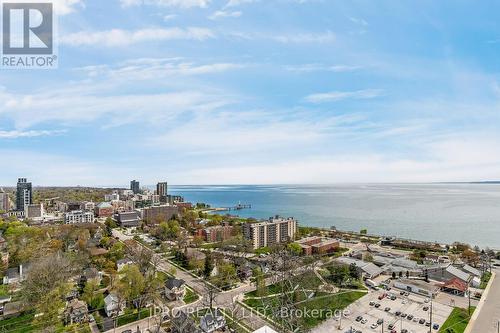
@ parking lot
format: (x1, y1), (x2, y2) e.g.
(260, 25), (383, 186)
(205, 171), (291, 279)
(332, 288), (453, 333)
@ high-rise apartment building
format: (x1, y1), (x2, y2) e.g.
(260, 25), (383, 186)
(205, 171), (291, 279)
(243, 216), (297, 249)
(156, 182), (168, 203)
(0, 188), (10, 212)
(16, 178), (32, 212)
(130, 180), (140, 194)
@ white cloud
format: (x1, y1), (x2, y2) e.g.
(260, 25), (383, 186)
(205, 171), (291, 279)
(224, 0), (257, 8)
(285, 64), (361, 73)
(163, 14), (177, 21)
(208, 10), (242, 20)
(60, 27), (215, 47)
(273, 31), (335, 43)
(0, 129), (66, 139)
(304, 89), (383, 103)
(76, 58), (246, 80)
(348, 16), (368, 26)
(54, 0), (85, 15)
(0, 87), (230, 129)
(120, 0), (210, 9)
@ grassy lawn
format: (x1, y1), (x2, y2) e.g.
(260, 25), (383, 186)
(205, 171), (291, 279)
(116, 308), (151, 327)
(0, 312), (36, 333)
(246, 271), (323, 298)
(480, 272), (492, 289)
(244, 289), (366, 330)
(439, 307), (475, 333)
(183, 288), (199, 304)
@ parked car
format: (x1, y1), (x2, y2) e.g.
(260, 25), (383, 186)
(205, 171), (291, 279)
(424, 298), (430, 303)
(423, 306), (429, 311)
(388, 324), (395, 330)
(401, 313), (407, 318)
(361, 318), (368, 324)
(426, 322), (431, 327)
(407, 315), (414, 320)
(391, 295), (397, 300)
(384, 307), (391, 312)
(395, 311), (402, 316)
(369, 301), (375, 306)
(356, 316), (363, 322)
(371, 324), (378, 329)
(379, 294), (386, 300)
(377, 319), (384, 325)
(401, 329), (408, 333)
(433, 324), (440, 330)
(375, 303), (381, 308)
(419, 319), (426, 324)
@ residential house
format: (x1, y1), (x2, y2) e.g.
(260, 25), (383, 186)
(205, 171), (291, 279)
(104, 293), (125, 317)
(65, 299), (89, 324)
(200, 308), (226, 333)
(117, 258), (134, 272)
(3, 264), (30, 285)
(165, 278), (186, 301)
(171, 311), (201, 333)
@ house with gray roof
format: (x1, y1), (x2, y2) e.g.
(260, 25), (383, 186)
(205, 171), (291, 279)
(200, 308), (226, 333)
(335, 257), (383, 279)
(165, 278), (186, 301)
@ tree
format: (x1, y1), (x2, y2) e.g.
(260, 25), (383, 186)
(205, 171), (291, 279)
(204, 253), (214, 278)
(287, 242), (303, 256)
(21, 252), (80, 306)
(119, 264), (145, 300)
(360, 229), (368, 235)
(82, 278), (103, 310)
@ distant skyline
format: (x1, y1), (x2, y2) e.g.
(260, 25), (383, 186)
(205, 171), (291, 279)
(1, 0), (500, 186)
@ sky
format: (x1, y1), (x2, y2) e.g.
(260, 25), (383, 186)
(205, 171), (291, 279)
(1, 0), (500, 186)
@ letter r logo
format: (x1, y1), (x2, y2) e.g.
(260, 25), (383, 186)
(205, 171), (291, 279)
(2, 2), (53, 55)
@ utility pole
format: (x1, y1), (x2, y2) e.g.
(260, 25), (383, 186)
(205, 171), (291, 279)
(468, 287), (471, 316)
(429, 297), (433, 333)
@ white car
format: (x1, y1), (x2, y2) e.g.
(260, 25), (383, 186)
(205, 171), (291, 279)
(371, 323), (379, 329)
(361, 318), (368, 324)
(424, 298), (430, 303)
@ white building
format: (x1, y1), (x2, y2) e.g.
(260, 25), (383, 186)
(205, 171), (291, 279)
(104, 192), (120, 202)
(64, 210), (95, 224)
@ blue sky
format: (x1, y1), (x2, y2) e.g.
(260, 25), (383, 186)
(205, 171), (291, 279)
(1, 0), (500, 186)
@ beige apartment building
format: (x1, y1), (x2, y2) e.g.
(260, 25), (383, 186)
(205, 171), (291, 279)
(243, 216), (297, 249)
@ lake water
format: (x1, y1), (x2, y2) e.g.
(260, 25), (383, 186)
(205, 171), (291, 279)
(168, 184), (500, 249)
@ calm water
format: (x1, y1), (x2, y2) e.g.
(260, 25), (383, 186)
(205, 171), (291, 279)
(168, 184), (500, 249)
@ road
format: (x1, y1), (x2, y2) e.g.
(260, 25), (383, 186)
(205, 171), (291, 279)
(469, 267), (500, 333)
(112, 229), (272, 332)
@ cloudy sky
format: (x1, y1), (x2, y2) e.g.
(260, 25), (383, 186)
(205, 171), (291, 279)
(1, 0), (500, 186)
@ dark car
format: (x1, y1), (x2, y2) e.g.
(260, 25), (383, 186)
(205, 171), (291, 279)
(401, 329), (408, 333)
(369, 301), (376, 306)
(433, 324), (440, 330)
(407, 315), (414, 320)
(419, 319), (426, 324)
(384, 307), (391, 312)
(400, 291), (405, 295)
(377, 319), (384, 325)
(356, 316), (363, 322)
(423, 306), (429, 311)
(404, 292), (410, 296)
(391, 295), (397, 300)
(395, 311), (401, 316)
(401, 313), (407, 318)
(375, 303), (381, 308)
(388, 324), (395, 330)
